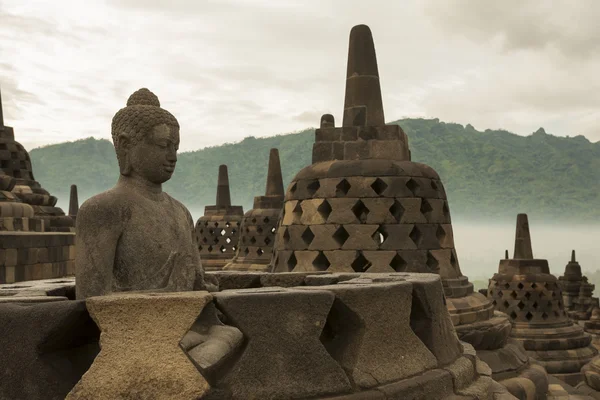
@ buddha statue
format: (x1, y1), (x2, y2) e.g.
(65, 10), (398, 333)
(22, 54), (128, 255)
(75, 88), (205, 299)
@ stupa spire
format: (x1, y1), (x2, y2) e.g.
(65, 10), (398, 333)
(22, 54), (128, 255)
(0, 84), (4, 128)
(265, 148), (284, 197)
(342, 24), (384, 127)
(572, 249), (576, 262)
(505, 250), (509, 259)
(216, 165), (232, 208)
(513, 213), (533, 259)
(69, 184), (79, 217)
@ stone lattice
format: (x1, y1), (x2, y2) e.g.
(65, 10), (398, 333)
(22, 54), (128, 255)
(224, 149), (284, 272)
(0, 88), (75, 283)
(488, 214), (598, 386)
(558, 250), (598, 321)
(269, 24), (546, 399)
(195, 165), (243, 271)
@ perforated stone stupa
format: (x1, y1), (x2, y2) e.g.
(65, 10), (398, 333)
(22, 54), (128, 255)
(488, 214), (598, 386)
(0, 87), (75, 283)
(195, 165), (244, 271)
(224, 149), (284, 272)
(558, 250), (598, 321)
(269, 25), (547, 399)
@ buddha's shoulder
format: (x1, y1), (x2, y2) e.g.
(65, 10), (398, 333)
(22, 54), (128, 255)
(78, 187), (133, 219)
(163, 192), (193, 218)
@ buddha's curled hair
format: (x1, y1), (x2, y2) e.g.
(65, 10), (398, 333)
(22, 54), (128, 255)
(111, 88), (179, 149)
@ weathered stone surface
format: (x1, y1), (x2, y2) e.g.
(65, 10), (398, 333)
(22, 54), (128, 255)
(67, 292), (212, 400)
(76, 88), (205, 298)
(212, 287), (352, 399)
(0, 300), (99, 400)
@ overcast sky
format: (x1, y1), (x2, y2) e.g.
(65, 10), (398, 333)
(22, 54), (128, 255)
(1, 0), (599, 151)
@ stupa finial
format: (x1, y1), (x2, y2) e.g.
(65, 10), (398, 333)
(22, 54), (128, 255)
(265, 149), (284, 197)
(571, 249), (576, 263)
(342, 24), (384, 127)
(0, 84), (4, 128)
(216, 165), (232, 208)
(69, 184), (79, 217)
(513, 213), (534, 259)
(505, 249), (509, 259)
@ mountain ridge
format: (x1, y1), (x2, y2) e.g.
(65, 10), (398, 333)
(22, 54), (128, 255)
(28, 118), (600, 220)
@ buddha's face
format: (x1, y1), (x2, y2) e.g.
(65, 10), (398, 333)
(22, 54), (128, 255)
(127, 123), (180, 184)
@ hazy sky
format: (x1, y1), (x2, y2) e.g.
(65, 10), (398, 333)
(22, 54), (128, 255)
(1, 0), (599, 151)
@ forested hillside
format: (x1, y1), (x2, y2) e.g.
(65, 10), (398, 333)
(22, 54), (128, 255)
(29, 118), (600, 220)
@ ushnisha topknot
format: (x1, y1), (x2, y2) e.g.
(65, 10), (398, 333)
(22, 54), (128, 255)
(111, 88), (179, 149)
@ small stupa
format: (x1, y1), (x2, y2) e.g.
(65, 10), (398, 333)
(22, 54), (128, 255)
(558, 250), (597, 321)
(488, 214), (598, 386)
(0, 86), (75, 283)
(269, 25), (547, 398)
(224, 149), (284, 272)
(195, 165), (244, 271)
(0, 89), (74, 233)
(68, 184), (79, 223)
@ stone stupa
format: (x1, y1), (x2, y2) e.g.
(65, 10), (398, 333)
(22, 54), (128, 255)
(0, 86), (75, 283)
(558, 250), (598, 321)
(269, 24), (547, 399)
(488, 214), (598, 386)
(195, 165), (244, 271)
(224, 148), (284, 272)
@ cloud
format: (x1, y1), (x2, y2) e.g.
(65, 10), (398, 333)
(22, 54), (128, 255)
(1, 0), (599, 155)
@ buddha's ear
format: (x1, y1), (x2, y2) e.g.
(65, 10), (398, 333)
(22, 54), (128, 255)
(117, 134), (132, 176)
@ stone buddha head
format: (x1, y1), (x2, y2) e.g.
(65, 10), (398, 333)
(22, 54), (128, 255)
(111, 88), (180, 185)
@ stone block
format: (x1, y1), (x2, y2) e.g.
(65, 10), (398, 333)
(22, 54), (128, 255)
(213, 287), (352, 399)
(67, 292), (212, 400)
(313, 142), (334, 163)
(315, 128), (341, 142)
(344, 141), (370, 160)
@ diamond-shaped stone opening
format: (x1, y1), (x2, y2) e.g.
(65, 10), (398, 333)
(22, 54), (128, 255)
(207, 245), (213, 252)
(389, 200), (405, 222)
(209, 229), (214, 235)
(426, 251), (439, 273)
(436, 225), (446, 244)
(370, 178), (388, 196)
(289, 182), (298, 194)
(198, 229), (204, 234)
(544, 282), (549, 289)
(510, 291), (518, 299)
(431, 180), (438, 190)
(226, 237), (232, 244)
(557, 301), (562, 307)
(532, 301), (538, 309)
(351, 253), (371, 272)
(204, 221), (209, 227)
(554, 311), (559, 317)
(271, 227), (276, 234)
(517, 282), (524, 290)
(252, 218), (257, 224)
(283, 228), (291, 243)
(552, 292), (556, 298)
(503, 300), (510, 309)
(220, 229), (227, 236)
(301, 227), (315, 246)
(244, 247), (250, 255)
(264, 237), (271, 245)
(232, 228), (237, 234)
(249, 236), (257, 244)
(332, 226), (350, 247)
(541, 312), (548, 320)
(257, 226), (263, 234)
(306, 179), (321, 196)
(531, 283), (537, 289)
(525, 292), (532, 300)
(287, 253), (297, 270)
(406, 178), (419, 194)
(497, 290), (503, 297)
(293, 202), (303, 218)
(525, 312), (533, 321)
(510, 311), (517, 320)
(442, 201), (450, 217)
(263, 217), (270, 223)
(351, 200), (370, 223)
(518, 301), (525, 310)
(450, 250), (458, 268)
(313, 252), (331, 271)
(409, 226), (422, 246)
(257, 248), (264, 256)
(202, 237), (208, 244)
(226, 222), (231, 228)
(220, 245), (227, 253)
(503, 282), (510, 289)
(198, 245), (203, 251)
(336, 179), (351, 196)
(547, 301), (552, 307)
(390, 254), (406, 272)
(317, 200), (332, 220)
(539, 291), (545, 298)
(213, 237), (220, 245)
(245, 227), (250, 233)
(214, 222), (219, 227)
(420, 199), (433, 216)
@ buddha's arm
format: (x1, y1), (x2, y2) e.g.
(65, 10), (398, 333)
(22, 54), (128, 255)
(75, 197), (124, 299)
(187, 209), (207, 290)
